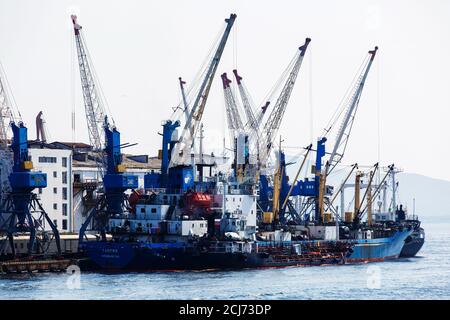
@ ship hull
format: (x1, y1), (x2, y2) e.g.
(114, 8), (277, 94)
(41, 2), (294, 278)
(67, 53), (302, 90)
(79, 241), (347, 271)
(400, 227), (425, 257)
(345, 229), (413, 262)
(79, 229), (412, 271)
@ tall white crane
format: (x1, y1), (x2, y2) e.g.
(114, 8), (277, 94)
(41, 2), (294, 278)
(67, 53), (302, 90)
(169, 14), (237, 167)
(0, 65), (17, 149)
(257, 38), (311, 172)
(71, 15), (111, 178)
(71, 16), (108, 152)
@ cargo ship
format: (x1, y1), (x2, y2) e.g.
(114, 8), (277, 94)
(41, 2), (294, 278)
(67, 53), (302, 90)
(74, 14), (412, 271)
(80, 176), (354, 271)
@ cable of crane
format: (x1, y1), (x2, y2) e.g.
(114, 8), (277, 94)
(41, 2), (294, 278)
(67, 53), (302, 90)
(321, 54), (370, 138)
(79, 32), (115, 127)
(0, 60), (21, 122)
(259, 51), (298, 111)
(169, 25), (226, 123)
(70, 27), (76, 143)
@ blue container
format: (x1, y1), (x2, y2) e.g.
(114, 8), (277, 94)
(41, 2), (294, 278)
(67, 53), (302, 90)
(104, 173), (138, 190)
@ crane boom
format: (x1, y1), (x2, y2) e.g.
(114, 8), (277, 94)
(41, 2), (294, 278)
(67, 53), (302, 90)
(258, 38), (311, 169)
(170, 14), (236, 167)
(256, 101), (270, 124)
(0, 67), (16, 149)
(326, 47), (378, 174)
(221, 72), (244, 133)
(0, 76), (11, 149)
(232, 69), (257, 132)
(179, 77), (190, 123)
(317, 46), (378, 222)
(71, 15), (107, 155)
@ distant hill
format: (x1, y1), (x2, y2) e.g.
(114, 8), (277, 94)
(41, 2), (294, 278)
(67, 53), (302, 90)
(396, 173), (450, 222)
(283, 159), (450, 223)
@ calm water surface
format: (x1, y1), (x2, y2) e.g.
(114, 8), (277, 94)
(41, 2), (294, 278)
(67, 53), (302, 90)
(1, 221), (449, 300)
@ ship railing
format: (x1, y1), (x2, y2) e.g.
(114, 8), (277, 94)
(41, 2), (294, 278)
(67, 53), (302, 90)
(207, 242), (257, 254)
(405, 214), (419, 221)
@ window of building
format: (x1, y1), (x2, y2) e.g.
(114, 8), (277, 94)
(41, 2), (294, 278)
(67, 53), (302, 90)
(140, 208), (145, 213)
(62, 219), (68, 230)
(62, 187), (67, 200)
(53, 219), (58, 227)
(62, 171), (68, 184)
(151, 208), (157, 213)
(38, 188), (42, 194)
(74, 174), (81, 183)
(53, 187), (57, 194)
(38, 156), (57, 163)
(53, 203), (57, 210)
(62, 157), (67, 168)
(53, 171), (57, 178)
(62, 203), (68, 216)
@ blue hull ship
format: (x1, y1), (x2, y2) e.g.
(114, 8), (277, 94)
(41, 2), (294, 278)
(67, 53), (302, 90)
(345, 229), (412, 262)
(80, 240), (353, 271)
(80, 228), (411, 271)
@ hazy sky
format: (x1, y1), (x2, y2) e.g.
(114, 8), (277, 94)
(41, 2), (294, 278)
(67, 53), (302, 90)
(1, 0), (449, 180)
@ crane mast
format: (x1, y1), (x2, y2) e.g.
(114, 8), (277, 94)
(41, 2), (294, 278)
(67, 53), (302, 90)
(232, 69), (258, 132)
(71, 16), (138, 243)
(327, 47), (378, 172)
(71, 15), (107, 158)
(317, 46), (378, 222)
(232, 69), (268, 159)
(169, 14), (236, 167)
(0, 69), (15, 149)
(0, 64), (61, 256)
(257, 38), (311, 171)
(256, 101), (270, 125)
(221, 72), (244, 135)
(178, 77), (191, 123)
(0, 67), (15, 205)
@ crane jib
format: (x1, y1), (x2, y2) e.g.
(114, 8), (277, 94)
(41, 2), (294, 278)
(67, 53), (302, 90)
(257, 37), (311, 169)
(169, 14), (237, 167)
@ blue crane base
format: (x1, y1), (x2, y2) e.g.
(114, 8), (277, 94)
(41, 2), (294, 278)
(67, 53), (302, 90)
(0, 192), (61, 257)
(78, 191), (132, 244)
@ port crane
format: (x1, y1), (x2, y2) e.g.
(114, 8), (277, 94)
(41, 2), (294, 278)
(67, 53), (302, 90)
(254, 39), (311, 214)
(257, 38), (311, 173)
(168, 14), (237, 169)
(145, 14), (236, 190)
(232, 70), (269, 142)
(0, 63), (61, 257)
(221, 72), (252, 181)
(316, 47), (378, 223)
(71, 15), (138, 243)
(231, 69), (270, 171)
(220, 39), (311, 209)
